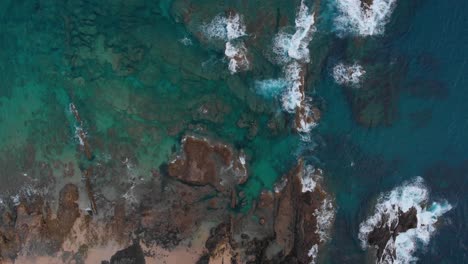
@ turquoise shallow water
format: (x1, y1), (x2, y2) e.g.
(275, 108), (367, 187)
(0, 0), (466, 263)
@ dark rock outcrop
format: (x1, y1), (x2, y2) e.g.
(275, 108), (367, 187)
(168, 136), (247, 190)
(109, 242), (145, 264)
(196, 161), (335, 264)
(367, 207), (418, 261)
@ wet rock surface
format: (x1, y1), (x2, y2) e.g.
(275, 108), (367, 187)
(0, 151), (334, 263)
(366, 207), (418, 261)
(192, 161), (335, 264)
(168, 136), (247, 190)
(0, 1), (336, 262)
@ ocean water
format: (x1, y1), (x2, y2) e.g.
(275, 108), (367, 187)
(0, 0), (466, 263)
(317, 0), (468, 262)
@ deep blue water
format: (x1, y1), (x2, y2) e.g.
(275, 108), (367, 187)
(318, 0), (468, 262)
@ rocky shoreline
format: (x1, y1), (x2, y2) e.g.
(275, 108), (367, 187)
(0, 136), (334, 264)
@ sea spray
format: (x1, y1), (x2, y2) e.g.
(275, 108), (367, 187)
(334, 0), (397, 36)
(301, 165), (336, 264)
(359, 177), (452, 264)
(281, 62), (305, 113)
(332, 62), (366, 86)
(265, 1), (319, 136)
(273, 0), (316, 64)
(202, 13), (249, 74)
(255, 79), (289, 98)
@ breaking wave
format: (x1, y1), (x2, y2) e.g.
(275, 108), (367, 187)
(301, 165), (336, 264)
(281, 62), (305, 113)
(273, 0), (316, 64)
(225, 41), (250, 74)
(201, 13), (246, 41)
(332, 62), (366, 86)
(359, 177), (452, 264)
(334, 0), (397, 36)
(301, 165), (318, 193)
(202, 13), (249, 74)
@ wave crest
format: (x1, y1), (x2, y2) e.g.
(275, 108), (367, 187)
(332, 63), (366, 87)
(273, 0), (316, 64)
(334, 0), (397, 36)
(201, 13), (246, 41)
(202, 13), (249, 74)
(359, 177), (452, 263)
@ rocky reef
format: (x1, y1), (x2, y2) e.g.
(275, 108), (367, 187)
(365, 207), (418, 262)
(192, 159), (335, 264)
(358, 177), (452, 264)
(0, 135), (334, 264)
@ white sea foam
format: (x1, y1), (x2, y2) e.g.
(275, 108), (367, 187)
(297, 104), (318, 135)
(202, 13), (249, 74)
(269, 1), (319, 137)
(334, 0), (397, 36)
(301, 165), (335, 264)
(281, 62), (304, 113)
(202, 13), (246, 41)
(359, 177), (452, 264)
(11, 194), (20, 206)
(301, 165), (336, 243)
(314, 197), (336, 242)
(308, 244), (319, 264)
(226, 13), (247, 40)
(225, 41), (249, 74)
(274, 178), (288, 193)
(301, 165), (317, 193)
(273, 0), (316, 64)
(179, 36), (193, 46)
(239, 154), (246, 166)
(5, 185), (45, 207)
(332, 63), (366, 86)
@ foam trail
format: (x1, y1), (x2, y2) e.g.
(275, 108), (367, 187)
(225, 41), (249, 74)
(254, 79), (288, 98)
(257, 1), (317, 137)
(359, 177), (452, 264)
(300, 165), (336, 264)
(301, 165), (318, 193)
(281, 62), (304, 113)
(202, 13), (249, 74)
(201, 14), (246, 41)
(334, 0), (397, 36)
(273, 0), (316, 64)
(308, 244), (318, 264)
(332, 63), (366, 86)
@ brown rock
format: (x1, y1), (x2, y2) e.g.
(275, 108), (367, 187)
(168, 136), (247, 190)
(274, 163), (302, 256)
(271, 161), (334, 263)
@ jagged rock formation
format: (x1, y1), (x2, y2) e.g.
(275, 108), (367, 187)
(168, 136), (247, 190)
(194, 161), (335, 264)
(0, 136), (334, 264)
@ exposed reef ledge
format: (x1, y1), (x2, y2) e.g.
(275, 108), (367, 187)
(359, 177), (452, 264)
(197, 160), (336, 264)
(0, 136), (334, 264)
(168, 135), (248, 191)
